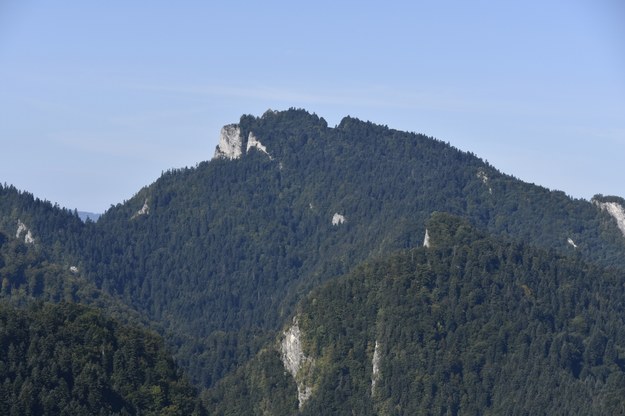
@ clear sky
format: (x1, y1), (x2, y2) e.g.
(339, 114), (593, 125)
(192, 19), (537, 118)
(1, 1), (624, 213)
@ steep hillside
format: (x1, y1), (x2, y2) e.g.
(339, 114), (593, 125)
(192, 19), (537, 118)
(208, 213), (625, 415)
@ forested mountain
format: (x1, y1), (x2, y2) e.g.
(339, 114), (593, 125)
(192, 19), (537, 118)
(1, 108), (625, 413)
(207, 213), (625, 415)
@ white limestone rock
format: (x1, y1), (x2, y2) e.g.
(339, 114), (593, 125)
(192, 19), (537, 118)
(594, 200), (625, 238)
(246, 132), (272, 158)
(477, 168), (493, 194)
(371, 341), (381, 396)
(423, 228), (431, 248)
(214, 124), (243, 160)
(567, 238), (578, 248)
(16, 220), (34, 244)
(280, 318), (315, 408)
(16, 220), (27, 239)
(332, 213), (346, 226)
(70, 266), (79, 274)
(132, 199), (150, 219)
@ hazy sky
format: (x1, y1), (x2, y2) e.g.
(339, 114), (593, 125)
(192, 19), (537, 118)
(1, 1), (624, 213)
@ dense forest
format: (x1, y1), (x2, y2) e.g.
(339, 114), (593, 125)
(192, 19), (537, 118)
(208, 213), (625, 415)
(0, 301), (206, 415)
(1, 109), (625, 413)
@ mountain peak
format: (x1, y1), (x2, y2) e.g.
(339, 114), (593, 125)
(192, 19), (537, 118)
(212, 108), (326, 161)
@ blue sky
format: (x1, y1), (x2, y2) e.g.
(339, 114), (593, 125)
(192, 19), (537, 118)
(1, 1), (624, 213)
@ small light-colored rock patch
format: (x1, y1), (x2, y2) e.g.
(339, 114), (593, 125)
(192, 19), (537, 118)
(16, 220), (34, 244)
(567, 238), (578, 248)
(423, 228), (431, 248)
(477, 168), (493, 194)
(70, 266), (79, 274)
(332, 213), (346, 226)
(280, 318), (315, 408)
(16, 220), (27, 239)
(371, 341), (381, 396)
(594, 200), (625, 238)
(213, 124), (243, 160)
(132, 199), (149, 219)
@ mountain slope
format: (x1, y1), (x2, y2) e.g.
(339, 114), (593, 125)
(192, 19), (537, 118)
(208, 213), (625, 415)
(77, 109), (625, 387)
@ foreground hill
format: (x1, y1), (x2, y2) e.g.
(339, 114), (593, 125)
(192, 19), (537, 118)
(0, 301), (205, 415)
(208, 213), (625, 415)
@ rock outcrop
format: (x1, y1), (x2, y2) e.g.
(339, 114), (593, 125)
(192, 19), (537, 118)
(280, 318), (315, 408)
(594, 200), (625, 238)
(371, 340), (381, 395)
(214, 124), (244, 160)
(16, 219), (34, 244)
(332, 213), (346, 226)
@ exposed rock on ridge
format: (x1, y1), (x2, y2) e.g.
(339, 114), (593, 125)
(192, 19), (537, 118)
(213, 124), (271, 160)
(594, 200), (625, 238)
(477, 168), (493, 194)
(246, 132), (271, 158)
(214, 124), (243, 160)
(131, 199), (150, 219)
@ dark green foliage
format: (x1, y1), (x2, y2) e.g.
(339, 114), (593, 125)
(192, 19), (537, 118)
(214, 213), (625, 414)
(0, 301), (206, 415)
(203, 348), (298, 415)
(0, 229), (145, 326)
(311, 213), (625, 415)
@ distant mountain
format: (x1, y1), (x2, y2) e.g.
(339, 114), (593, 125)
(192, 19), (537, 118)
(78, 211), (101, 222)
(1, 108), (625, 413)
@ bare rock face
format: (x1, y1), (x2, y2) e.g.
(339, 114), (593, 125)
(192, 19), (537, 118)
(280, 318), (315, 408)
(594, 200), (625, 238)
(214, 124), (243, 160)
(131, 199), (150, 219)
(423, 228), (431, 248)
(246, 132), (271, 158)
(477, 168), (493, 194)
(332, 213), (346, 226)
(16, 219), (34, 244)
(371, 340), (381, 395)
